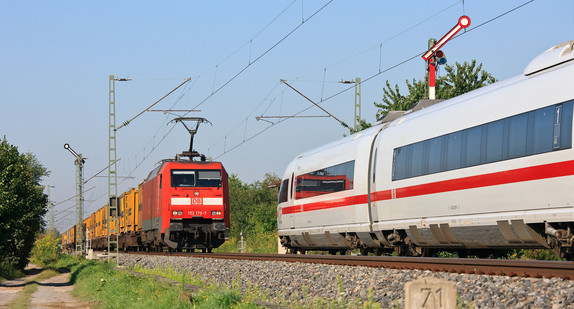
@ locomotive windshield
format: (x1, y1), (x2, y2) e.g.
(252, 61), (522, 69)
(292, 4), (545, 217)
(171, 170), (196, 187)
(197, 170), (222, 187)
(171, 170), (222, 188)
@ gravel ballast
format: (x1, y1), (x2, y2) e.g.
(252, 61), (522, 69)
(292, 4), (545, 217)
(119, 254), (574, 308)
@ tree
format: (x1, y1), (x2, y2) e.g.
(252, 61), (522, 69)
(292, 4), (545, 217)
(0, 138), (49, 270)
(374, 60), (496, 118)
(228, 173), (279, 238)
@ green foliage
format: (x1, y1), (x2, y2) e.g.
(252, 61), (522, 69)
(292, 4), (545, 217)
(228, 173), (279, 239)
(71, 257), (259, 309)
(30, 233), (61, 267)
(375, 60), (496, 118)
(511, 249), (564, 261)
(0, 137), (50, 270)
(435, 251), (459, 258)
(0, 261), (24, 281)
(376, 79), (427, 119)
(438, 60), (496, 99)
(216, 231), (278, 253)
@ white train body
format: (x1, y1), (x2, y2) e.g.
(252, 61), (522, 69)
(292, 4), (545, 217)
(277, 41), (574, 258)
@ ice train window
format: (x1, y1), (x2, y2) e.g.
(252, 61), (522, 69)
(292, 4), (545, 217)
(409, 142), (425, 177)
(427, 136), (443, 174)
(532, 106), (554, 154)
(486, 120), (504, 163)
(508, 113), (528, 159)
(465, 126), (482, 166)
(295, 161), (354, 199)
(561, 102), (573, 149)
(391, 100), (574, 181)
(446, 131), (462, 171)
(278, 179), (289, 203)
(392, 147), (407, 180)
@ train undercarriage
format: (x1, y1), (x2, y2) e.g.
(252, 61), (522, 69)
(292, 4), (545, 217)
(280, 221), (574, 260)
(64, 223), (228, 254)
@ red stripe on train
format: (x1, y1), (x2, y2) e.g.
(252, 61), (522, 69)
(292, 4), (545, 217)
(281, 160), (574, 215)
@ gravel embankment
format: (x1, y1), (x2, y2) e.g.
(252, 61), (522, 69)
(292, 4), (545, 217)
(119, 254), (574, 308)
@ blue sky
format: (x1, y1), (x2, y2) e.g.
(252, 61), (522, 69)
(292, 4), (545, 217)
(1, 1), (572, 232)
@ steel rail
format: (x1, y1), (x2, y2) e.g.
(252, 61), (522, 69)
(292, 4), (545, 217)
(123, 252), (574, 280)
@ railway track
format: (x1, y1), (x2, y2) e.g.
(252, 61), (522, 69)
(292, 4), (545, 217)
(123, 251), (574, 280)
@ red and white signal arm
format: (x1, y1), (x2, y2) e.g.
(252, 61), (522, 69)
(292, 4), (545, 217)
(422, 16), (471, 61)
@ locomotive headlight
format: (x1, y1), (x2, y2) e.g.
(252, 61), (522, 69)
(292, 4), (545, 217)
(194, 191), (199, 196)
(178, 211), (182, 216)
(172, 211), (177, 216)
(211, 211), (221, 216)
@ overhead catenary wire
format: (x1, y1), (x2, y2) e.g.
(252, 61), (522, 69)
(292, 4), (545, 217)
(207, 0), (466, 154)
(211, 0), (535, 159)
(63, 0), (535, 229)
(188, 0), (334, 112)
(116, 78), (191, 131)
(281, 79), (351, 131)
(89, 1), (330, 205)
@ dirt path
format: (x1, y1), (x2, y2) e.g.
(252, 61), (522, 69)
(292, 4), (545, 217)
(0, 264), (90, 309)
(0, 264), (43, 308)
(29, 271), (90, 309)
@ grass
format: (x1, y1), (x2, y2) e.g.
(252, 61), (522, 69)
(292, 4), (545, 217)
(6, 268), (62, 309)
(18, 253), (478, 309)
(215, 231), (278, 254)
(69, 258), (261, 309)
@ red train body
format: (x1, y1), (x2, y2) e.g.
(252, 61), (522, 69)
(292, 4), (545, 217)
(140, 160), (230, 251)
(62, 159), (230, 253)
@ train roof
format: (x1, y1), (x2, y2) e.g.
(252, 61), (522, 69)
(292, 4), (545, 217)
(284, 40), (574, 176)
(144, 159), (224, 182)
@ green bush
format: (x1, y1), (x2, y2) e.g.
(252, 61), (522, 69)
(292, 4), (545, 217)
(514, 249), (564, 261)
(0, 258), (24, 281)
(30, 234), (61, 267)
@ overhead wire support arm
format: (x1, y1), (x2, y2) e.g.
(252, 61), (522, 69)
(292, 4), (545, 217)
(116, 78), (192, 131)
(280, 79), (352, 132)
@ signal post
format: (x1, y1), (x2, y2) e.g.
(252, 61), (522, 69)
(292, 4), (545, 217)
(423, 16), (471, 99)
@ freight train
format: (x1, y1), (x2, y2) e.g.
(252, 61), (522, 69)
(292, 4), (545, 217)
(277, 41), (574, 259)
(62, 118), (230, 253)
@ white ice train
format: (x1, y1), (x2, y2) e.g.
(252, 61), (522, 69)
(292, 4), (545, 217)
(277, 41), (574, 259)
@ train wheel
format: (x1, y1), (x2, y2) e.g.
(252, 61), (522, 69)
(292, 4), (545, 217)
(207, 248), (213, 253)
(201, 248), (207, 253)
(328, 249), (338, 255)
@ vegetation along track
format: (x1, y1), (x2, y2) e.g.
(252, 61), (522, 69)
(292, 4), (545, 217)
(123, 251), (574, 280)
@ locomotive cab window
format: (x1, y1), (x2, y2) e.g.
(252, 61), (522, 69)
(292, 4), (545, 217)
(171, 170), (196, 187)
(196, 170), (222, 187)
(171, 170), (222, 187)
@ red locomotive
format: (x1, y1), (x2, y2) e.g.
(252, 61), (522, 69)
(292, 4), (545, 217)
(140, 159), (230, 252)
(62, 117), (230, 253)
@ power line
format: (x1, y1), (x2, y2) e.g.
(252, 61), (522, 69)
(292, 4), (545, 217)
(281, 79), (351, 131)
(96, 1), (325, 197)
(116, 78), (191, 131)
(211, 0), (535, 159)
(189, 0), (334, 112)
(294, 1), (462, 80)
